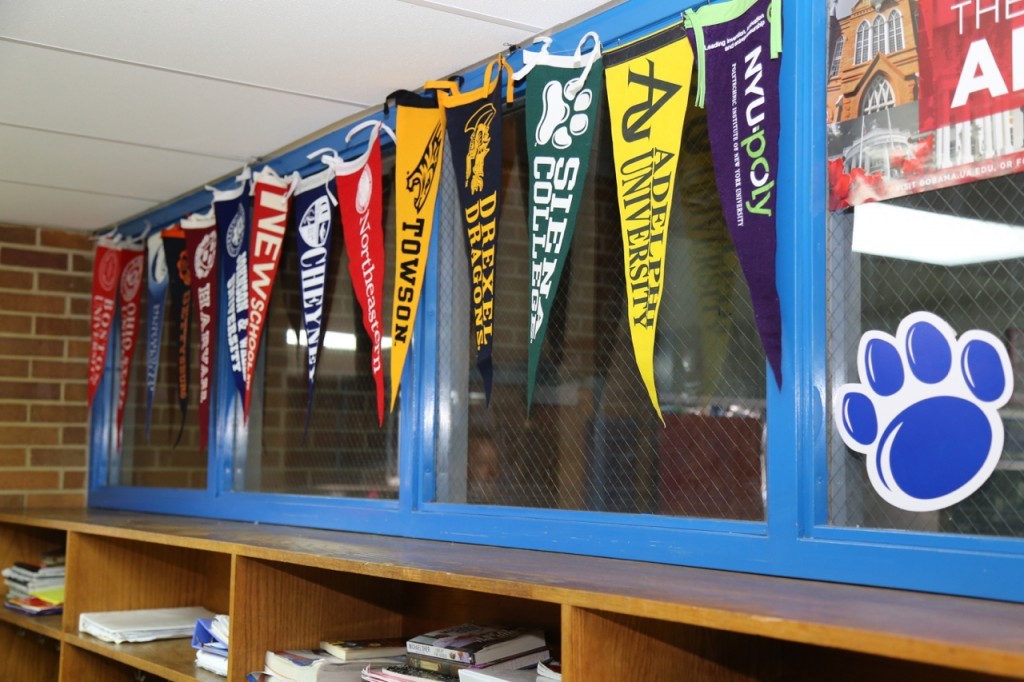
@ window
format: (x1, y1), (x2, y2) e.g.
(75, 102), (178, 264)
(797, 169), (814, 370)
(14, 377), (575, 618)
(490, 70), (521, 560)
(861, 75), (895, 115)
(887, 10), (904, 52)
(830, 36), (845, 79)
(855, 21), (870, 64)
(871, 15), (886, 57)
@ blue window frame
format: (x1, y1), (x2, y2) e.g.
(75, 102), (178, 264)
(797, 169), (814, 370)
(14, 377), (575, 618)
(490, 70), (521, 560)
(88, 0), (1024, 604)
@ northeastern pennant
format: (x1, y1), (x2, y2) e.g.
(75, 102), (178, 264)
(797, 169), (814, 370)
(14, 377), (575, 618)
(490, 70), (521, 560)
(144, 230), (169, 441)
(114, 244), (145, 450)
(87, 239), (125, 408)
(605, 24), (693, 423)
(515, 33), (604, 414)
(182, 211), (219, 451)
(292, 168), (337, 430)
(685, 0), (783, 387)
(162, 225), (192, 446)
(327, 121), (392, 426)
(438, 58), (514, 405)
(389, 88), (448, 411)
(212, 173), (250, 406)
(245, 167), (297, 419)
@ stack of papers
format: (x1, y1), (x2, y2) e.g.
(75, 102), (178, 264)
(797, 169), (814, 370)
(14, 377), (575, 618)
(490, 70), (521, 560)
(79, 606), (215, 644)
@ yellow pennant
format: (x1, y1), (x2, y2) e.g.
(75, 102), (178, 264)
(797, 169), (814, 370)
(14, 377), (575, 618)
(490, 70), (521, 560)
(390, 90), (449, 411)
(605, 24), (693, 423)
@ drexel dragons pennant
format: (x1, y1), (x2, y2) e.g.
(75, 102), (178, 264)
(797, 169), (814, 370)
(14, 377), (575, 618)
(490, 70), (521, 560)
(162, 225), (191, 446)
(182, 210), (218, 452)
(88, 238), (126, 409)
(144, 230), (168, 441)
(685, 0), (783, 387)
(212, 171), (250, 407)
(515, 33), (603, 414)
(438, 58), (514, 404)
(115, 243), (144, 450)
(605, 24), (693, 423)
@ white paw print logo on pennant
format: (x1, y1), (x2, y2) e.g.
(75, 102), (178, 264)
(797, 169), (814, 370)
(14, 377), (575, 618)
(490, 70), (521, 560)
(537, 79), (592, 150)
(835, 312), (1013, 512)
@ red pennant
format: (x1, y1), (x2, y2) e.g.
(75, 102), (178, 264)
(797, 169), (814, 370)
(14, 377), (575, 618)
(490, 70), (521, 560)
(88, 240), (127, 408)
(114, 245), (145, 449)
(244, 168), (295, 419)
(182, 212), (219, 451)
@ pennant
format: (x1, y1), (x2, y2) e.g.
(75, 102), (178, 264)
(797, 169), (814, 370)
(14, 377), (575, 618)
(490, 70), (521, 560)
(439, 59), (514, 405)
(245, 167), (297, 419)
(144, 230), (169, 441)
(327, 121), (393, 427)
(685, 0), (783, 387)
(389, 87), (449, 411)
(212, 173), (251, 406)
(162, 225), (192, 445)
(605, 24), (693, 423)
(182, 210), (219, 452)
(88, 239), (125, 408)
(515, 33), (604, 413)
(114, 244), (145, 450)
(292, 168), (337, 429)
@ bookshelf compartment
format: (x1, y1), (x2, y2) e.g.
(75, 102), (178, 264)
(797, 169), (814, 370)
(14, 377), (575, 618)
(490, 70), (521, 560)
(60, 640), (165, 682)
(0, 521), (66, 603)
(0, 619), (60, 682)
(65, 633), (221, 682)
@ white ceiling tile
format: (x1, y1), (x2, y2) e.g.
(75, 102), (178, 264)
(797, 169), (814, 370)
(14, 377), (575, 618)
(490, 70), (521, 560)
(0, 180), (157, 231)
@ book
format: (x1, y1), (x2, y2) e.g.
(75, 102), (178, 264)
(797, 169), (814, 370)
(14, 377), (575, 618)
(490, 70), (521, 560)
(406, 624), (546, 666)
(196, 647), (228, 677)
(535, 660), (560, 681)
(79, 606), (215, 644)
(264, 649), (403, 682)
(407, 648), (550, 677)
(320, 637), (407, 661)
(4, 596), (63, 616)
(457, 670), (543, 682)
(361, 665), (456, 682)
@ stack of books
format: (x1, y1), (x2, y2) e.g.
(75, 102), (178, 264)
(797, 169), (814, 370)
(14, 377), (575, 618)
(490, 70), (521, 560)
(248, 641), (405, 681)
(192, 614), (230, 677)
(2, 548), (65, 616)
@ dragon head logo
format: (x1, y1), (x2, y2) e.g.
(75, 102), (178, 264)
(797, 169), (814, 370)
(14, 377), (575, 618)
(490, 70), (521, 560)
(464, 103), (496, 194)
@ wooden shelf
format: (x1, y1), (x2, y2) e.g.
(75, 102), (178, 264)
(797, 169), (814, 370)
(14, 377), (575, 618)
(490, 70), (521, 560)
(0, 608), (62, 639)
(66, 633), (222, 682)
(0, 509), (1022, 681)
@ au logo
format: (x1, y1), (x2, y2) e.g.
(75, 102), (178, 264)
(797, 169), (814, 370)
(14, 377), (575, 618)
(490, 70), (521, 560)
(465, 103), (496, 193)
(407, 122), (444, 212)
(623, 60), (681, 143)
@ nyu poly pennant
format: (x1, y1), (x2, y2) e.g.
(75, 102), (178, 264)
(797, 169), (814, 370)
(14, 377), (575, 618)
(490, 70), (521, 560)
(515, 33), (604, 413)
(115, 244), (145, 450)
(605, 24), (693, 423)
(685, 0), (783, 387)
(162, 225), (192, 445)
(326, 121), (394, 427)
(144, 230), (169, 441)
(439, 58), (514, 404)
(245, 167), (298, 419)
(292, 168), (337, 428)
(212, 173), (251, 406)
(182, 210), (219, 452)
(389, 87), (450, 411)
(88, 238), (126, 408)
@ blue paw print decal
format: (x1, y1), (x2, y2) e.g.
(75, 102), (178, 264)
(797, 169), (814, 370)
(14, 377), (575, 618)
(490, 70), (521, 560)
(834, 312), (1012, 512)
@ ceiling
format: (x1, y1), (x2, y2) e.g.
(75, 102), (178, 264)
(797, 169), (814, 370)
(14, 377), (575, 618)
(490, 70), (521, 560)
(0, 0), (620, 232)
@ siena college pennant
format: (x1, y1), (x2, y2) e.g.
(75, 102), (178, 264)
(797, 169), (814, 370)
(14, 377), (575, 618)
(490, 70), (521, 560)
(212, 173), (250, 407)
(245, 167), (297, 419)
(144, 229), (169, 441)
(515, 33), (603, 414)
(182, 210), (219, 452)
(327, 121), (393, 427)
(605, 24), (693, 423)
(389, 87), (449, 411)
(114, 243), (144, 450)
(162, 225), (192, 446)
(439, 58), (514, 405)
(88, 238), (125, 408)
(685, 0), (783, 387)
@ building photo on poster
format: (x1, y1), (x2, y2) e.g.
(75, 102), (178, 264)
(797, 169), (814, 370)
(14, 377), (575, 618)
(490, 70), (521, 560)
(827, 0), (1024, 209)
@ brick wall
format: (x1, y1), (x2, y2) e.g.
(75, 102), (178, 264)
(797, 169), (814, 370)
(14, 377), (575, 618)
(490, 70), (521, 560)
(0, 225), (93, 510)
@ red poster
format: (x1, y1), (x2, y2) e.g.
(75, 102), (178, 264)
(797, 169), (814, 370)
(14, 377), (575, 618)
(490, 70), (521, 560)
(114, 245), (144, 449)
(182, 211), (219, 451)
(88, 239), (126, 408)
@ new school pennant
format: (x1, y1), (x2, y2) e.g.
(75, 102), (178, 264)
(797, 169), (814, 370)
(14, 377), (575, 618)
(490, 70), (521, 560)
(115, 244), (144, 450)
(245, 167), (297, 419)
(390, 88), (448, 411)
(516, 33), (603, 413)
(162, 225), (191, 445)
(212, 174), (250, 406)
(605, 24), (693, 423)
(439, 59), (514, 405)
(292, 168), (337, 429)
(182, 211), (219, 452)
(144, 230), (168, 441)
(685, 0), (783, 387)
(327, 122), (392, 427)
(88, 238), (125, 408)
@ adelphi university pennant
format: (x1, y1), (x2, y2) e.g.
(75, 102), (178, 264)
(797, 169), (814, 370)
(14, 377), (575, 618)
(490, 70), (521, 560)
(515, 33), (604, 414)
(389, 87), (450, 411)
(685, 0), (783, 387)
(439, 58), (514, 405)
(182, 210), (219, 451)
(115, 243), (145, 450)
(212, 172), (251, 407)
(162, 225), (192, 445)
(144, 229), (169, 441)
(605, 24), (693, 423)
(88, 238), (126, 408)
(245, 167), (298, 419)
(325, 120), (394, 427)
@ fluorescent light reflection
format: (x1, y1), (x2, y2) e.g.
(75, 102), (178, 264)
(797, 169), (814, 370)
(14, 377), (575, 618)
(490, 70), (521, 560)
(285, 329), (392, 351)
